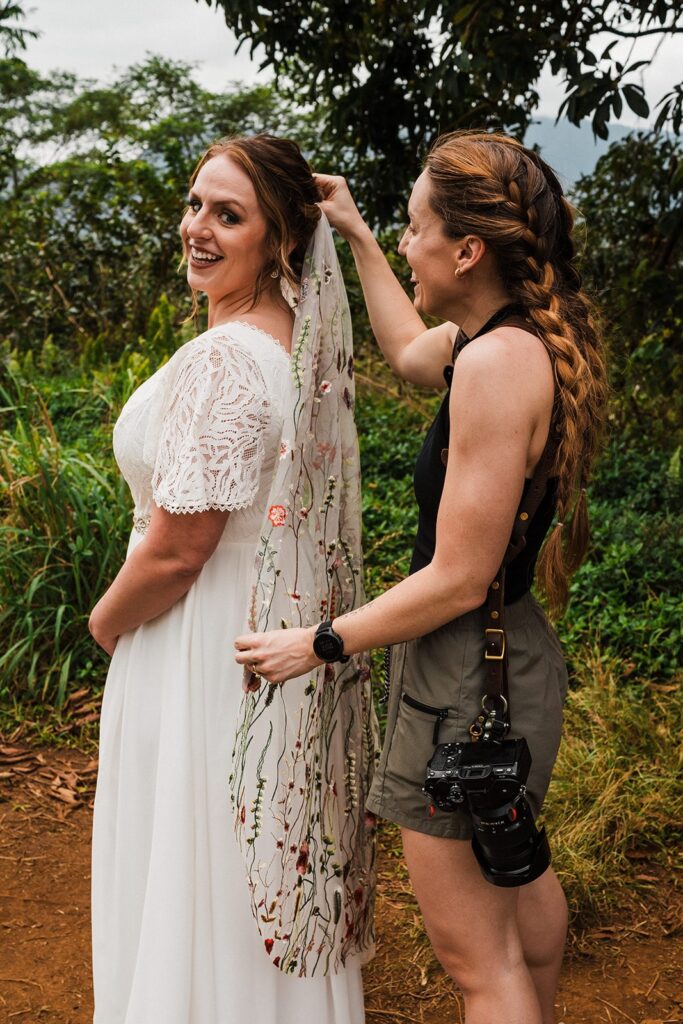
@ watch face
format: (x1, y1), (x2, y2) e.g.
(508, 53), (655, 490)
(314, 631), (341, 662)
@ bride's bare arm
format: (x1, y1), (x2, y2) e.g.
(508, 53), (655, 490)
(316, 174), (455, 388)
(89, 506), (229, 654)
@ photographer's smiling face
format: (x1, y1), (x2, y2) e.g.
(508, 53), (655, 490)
(180, 154), (272, 313)
(398, 171), (472, 321)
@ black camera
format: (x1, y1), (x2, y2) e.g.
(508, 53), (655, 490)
(424, 737), (551, 887)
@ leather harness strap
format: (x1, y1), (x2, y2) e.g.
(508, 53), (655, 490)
(483, 434), (557, 722)
(450, 307), (558, 738)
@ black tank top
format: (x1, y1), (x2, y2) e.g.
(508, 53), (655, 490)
(410, 304), (558, 605)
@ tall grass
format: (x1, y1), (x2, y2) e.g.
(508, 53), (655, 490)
(0, 373), (129, 704)
(0, 338), (681, 921)
(543, 649), (682, 919)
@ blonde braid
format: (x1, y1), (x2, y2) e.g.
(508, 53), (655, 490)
(425, 130), (608, 615)
(501, 174), (607, 612)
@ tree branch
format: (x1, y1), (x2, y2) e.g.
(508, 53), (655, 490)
(40, 258), (88, 337)
(562, 1), (593, 46)
(607, 24), (683, 38)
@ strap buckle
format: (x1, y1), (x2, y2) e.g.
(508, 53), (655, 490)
(484, 628), (506, 661)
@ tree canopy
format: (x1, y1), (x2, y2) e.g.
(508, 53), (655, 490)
(0, 1), (37, 56)
(572, 131), (683, 436)
(201, 0), (683, 223)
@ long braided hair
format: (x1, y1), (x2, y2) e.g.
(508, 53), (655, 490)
(425, 130), (608, 615)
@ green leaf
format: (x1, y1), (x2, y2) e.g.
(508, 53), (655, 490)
(623, 84), (650, 119)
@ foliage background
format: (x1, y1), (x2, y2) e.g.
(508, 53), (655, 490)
(0, 7), (681, 922)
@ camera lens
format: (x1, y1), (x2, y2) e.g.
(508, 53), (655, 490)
(470, 796), (551, 887)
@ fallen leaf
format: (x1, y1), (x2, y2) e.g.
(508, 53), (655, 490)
(50, 787), (81, 805)
(63, 687), (91, 705)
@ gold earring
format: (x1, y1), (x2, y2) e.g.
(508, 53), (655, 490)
(270, 268), (280, 279)
(455, 267), (463, 278)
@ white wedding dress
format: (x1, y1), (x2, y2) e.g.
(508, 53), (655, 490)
(91, 322), (366, 1024)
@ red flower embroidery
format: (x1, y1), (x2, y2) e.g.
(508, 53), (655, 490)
(296, 840), (310, 875)
(265, 938), (274, 954)
(268, 504), (287, 527)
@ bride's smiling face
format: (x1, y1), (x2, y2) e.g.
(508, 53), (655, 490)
(180, 154), (272, 305)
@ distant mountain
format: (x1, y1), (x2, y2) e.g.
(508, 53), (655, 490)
(523, 116), (636, 189)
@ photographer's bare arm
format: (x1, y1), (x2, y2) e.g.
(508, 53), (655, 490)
(234, 329), (554, 680)
(314, 173), (456, 387)
(89, 507), (229, 655)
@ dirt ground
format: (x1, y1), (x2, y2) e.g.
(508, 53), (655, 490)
(1, 740), (681, 1024)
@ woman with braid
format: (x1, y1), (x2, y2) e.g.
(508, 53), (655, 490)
(235, 130), (608, 1024)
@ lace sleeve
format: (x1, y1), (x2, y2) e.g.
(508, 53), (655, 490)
(151, 336), (270, 514)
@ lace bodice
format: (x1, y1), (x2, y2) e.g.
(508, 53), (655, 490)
(113, 323), (291, 544)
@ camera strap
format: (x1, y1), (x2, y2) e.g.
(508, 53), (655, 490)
(472, 434), (557, 741)
(448, 306), (559, 743)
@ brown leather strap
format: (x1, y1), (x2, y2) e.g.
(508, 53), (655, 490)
(483, 429), (557, 732)
(450, 304), (557, 737)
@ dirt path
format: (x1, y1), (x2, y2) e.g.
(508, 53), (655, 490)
(1, 742), (681, 1024)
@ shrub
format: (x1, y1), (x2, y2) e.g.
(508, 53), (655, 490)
(0, 372), (129, 704)
(543, 652), (682, 919)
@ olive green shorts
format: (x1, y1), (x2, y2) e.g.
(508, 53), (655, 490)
(366, 592), (569, 840)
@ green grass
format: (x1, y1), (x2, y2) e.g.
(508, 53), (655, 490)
(0, 334), (681, 924)
(0, 373), (130, 705)
(542, 650), (682, 920)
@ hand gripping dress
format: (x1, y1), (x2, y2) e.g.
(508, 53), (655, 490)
(91, 322), (366, 1024)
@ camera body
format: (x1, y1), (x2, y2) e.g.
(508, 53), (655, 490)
(424, 737), (551, 887)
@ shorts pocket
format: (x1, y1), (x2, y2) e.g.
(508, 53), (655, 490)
(401, 693), (450, 745)
(385, 697), (441, 793)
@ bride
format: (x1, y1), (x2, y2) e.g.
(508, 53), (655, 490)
(88, 133), (378, 1024)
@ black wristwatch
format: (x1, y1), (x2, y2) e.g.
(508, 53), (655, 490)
(313, 620), (350, 663)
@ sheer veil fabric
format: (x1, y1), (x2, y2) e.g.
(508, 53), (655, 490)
(230, 214), (380, 976)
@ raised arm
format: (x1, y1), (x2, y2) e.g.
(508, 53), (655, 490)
(316, 174), (456, 388)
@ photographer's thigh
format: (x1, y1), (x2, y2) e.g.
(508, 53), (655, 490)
(401, 827), (542, 1024)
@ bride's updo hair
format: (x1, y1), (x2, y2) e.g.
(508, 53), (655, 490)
(187, 133), (322, 306)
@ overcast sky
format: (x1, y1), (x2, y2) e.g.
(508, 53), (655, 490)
(22, 0), (680, 129)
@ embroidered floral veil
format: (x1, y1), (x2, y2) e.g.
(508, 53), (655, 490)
(229, 214), (380, 976)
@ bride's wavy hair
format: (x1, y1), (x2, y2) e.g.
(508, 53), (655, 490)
(184, 133), (321, 311)
(425, 130), (608, 616)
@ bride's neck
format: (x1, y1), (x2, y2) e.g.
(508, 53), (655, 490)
(208, 283), (287, 329)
